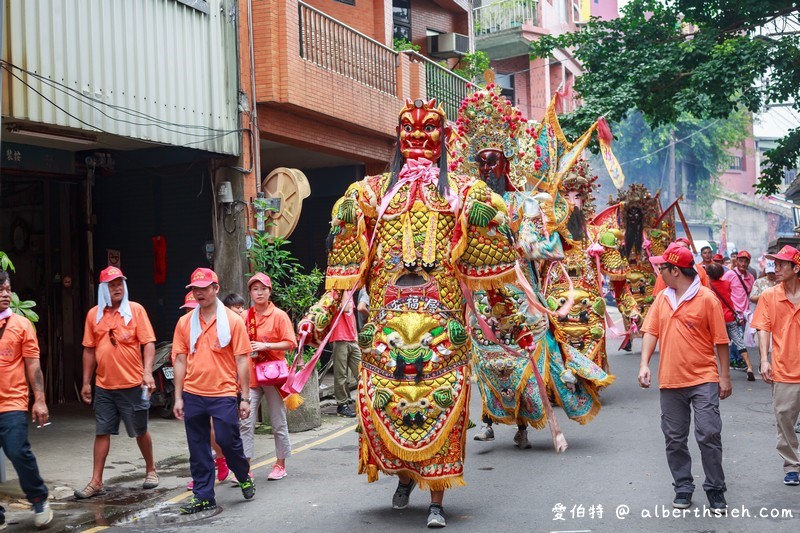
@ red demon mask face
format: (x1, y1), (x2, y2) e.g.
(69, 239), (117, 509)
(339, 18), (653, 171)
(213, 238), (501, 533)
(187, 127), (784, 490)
(397, 99), (447, 162)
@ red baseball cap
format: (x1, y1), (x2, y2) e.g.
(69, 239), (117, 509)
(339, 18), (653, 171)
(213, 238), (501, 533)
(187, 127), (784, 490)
(712, 253), (724, 262)
(737, 250), (751, 260)
(99, 266), (126, 283)
(186, 268), (218, 288)
(247, 272), (272, 289)
(766, 245), (800, 267)
(180, 291), (199, 309)
(651, 242), (694, 269)
(675, 237), (691, 247)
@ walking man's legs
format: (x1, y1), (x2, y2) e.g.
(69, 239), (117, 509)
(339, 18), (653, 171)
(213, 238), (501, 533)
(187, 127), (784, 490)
(660, 388), (694, 494)
(690, 383), (725, 491)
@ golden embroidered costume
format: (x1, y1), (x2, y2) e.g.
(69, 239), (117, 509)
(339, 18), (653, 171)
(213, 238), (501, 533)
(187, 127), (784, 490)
(302, 99), (528, 491)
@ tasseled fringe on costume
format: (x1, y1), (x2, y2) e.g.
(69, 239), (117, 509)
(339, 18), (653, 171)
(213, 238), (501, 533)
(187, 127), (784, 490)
(326, 275), (362, 291)
(482, 407), (547, 430)
(283, 393), (304, 411)
(458, 268), (517, 291)
(593, 373), (615, 388)
(370, 389), (468, 463)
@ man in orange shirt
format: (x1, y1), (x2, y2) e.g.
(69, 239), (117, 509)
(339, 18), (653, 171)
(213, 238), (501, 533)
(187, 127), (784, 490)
(751, 245), (800, 486)
(638, 243), (732, 513)
(172, 268), (255, 514)
(76, 266), (159, 499)
(0, 271), (53, 529)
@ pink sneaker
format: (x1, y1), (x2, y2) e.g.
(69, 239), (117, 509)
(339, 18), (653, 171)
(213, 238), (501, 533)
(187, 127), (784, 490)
(186, 479), (194, 490)
(215, 457), (230, 482)
(267, 464), (287, 481)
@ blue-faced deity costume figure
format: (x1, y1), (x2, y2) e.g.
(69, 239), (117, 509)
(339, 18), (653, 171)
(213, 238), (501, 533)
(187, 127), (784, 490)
(300, 100), (536, 510)
(452, 86), (614, 448)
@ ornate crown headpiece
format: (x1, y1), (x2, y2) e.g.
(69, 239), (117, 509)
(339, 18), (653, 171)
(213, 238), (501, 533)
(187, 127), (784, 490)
(561, 157), (599, 215)
(611, 183), (661, 226)
(452, 84), (528, 188)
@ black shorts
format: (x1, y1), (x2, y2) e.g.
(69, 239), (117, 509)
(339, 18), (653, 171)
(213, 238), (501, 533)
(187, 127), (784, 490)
(94, 385), (149, 437)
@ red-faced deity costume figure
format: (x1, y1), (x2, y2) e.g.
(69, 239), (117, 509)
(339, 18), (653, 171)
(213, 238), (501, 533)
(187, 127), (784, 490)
(300, 99), (533, 523)
(452, 87), (614, 447)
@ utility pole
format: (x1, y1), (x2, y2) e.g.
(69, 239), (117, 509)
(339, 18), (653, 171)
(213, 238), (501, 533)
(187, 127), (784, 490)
(667, 131), (676, 203)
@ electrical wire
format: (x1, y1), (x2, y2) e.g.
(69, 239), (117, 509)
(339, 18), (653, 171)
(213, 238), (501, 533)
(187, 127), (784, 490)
(619, 120), (720, 166)
(1, 60), (241, 135)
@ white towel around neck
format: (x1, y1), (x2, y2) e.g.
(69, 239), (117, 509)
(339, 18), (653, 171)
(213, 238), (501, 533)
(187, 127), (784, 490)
(663, 275), (701, 311)
(96, 281), (132, 325)
(189, 298), (231, 354)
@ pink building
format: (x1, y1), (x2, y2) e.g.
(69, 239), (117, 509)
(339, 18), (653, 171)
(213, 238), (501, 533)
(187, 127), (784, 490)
(474, 0), (618, 121)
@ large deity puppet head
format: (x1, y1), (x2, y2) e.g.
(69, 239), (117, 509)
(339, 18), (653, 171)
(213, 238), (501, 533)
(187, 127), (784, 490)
(453, 84), (528, 194)
(388, 98), (452, 197)
(560, 157), (598, 242)
(397, 98), (449, 162)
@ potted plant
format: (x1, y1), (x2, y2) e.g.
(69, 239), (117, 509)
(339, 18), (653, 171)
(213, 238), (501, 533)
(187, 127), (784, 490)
(245, 230), (324, 432)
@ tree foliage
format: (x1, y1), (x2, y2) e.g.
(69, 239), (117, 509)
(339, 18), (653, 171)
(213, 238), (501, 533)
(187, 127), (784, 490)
(606, 109), (749, 214)
(530, 0), (800, 195)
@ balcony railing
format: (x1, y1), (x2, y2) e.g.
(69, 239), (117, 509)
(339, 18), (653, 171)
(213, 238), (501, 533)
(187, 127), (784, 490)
(474, 0), (538, 35)
(404, 52), (472, 122)
(298, 1), (397, 94)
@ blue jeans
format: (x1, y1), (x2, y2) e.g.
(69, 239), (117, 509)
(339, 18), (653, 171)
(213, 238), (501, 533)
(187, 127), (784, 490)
(183, 392), (250, 500)
(0, 411), (49, 504)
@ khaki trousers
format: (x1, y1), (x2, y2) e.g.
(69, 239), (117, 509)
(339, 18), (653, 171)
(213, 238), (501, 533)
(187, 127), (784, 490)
(772, 382), (800, 473)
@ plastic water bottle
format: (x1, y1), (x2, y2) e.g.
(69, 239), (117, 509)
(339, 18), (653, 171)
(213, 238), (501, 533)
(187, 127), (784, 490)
(141, 385), (151, 401)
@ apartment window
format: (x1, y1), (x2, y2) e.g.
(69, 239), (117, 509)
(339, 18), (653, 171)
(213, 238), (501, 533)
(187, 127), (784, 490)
(727, 155), (744, 171)
(394, 0), (411, 42)
(334, 0), (356, 5)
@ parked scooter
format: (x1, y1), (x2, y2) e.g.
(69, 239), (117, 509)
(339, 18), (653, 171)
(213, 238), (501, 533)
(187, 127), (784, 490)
(151, 341), (175, 419)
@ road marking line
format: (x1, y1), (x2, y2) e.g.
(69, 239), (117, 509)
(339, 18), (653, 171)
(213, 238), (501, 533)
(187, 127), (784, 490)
(83, 423), (357, 531)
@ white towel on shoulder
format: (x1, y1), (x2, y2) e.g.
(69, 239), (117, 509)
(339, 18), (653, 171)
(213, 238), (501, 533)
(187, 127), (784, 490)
(189, 298), (231, 354)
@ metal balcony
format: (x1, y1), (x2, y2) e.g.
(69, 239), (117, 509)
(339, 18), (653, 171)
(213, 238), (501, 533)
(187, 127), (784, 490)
(474, 0), (539, 60)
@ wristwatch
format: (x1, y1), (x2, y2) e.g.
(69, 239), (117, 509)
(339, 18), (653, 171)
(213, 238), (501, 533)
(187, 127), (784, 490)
(240, 397), (251, 404)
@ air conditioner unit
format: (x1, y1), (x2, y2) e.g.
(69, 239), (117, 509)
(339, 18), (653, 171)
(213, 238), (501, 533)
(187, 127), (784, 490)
(427, 33), (470, 58)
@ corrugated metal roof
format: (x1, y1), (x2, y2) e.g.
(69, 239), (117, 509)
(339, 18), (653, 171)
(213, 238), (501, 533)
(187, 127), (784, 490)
(2, 0), (240, 155)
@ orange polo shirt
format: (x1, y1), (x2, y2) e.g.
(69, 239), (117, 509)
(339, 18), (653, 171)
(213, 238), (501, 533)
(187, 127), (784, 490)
(751, 284), (800, 383)
(172, 307), (251, 397)
(247, 303), (297, 388)
(0, 313), (40, 413)
(82, 303), (156, 390)
(653, 264), (709, 296)
(641, 286), (729, 389)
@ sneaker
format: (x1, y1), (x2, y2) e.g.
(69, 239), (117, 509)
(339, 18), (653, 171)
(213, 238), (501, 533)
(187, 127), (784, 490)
(672, 492), (692, 509)
(784, 472), (800, 486)
(267, 464), (287, 481)
(215, 457), (230, 482)
(32, 501), (53, 529)
(426, 504), (446, 528)
(337, 404), (356, 418)
(473, 426), (495, 441)
(240, 474), (256, 499)
(186, 479), (194, 490)
(706, 489), (727, 514)
(513, 429), (532, 449)
(392, 479), (416, 510)
(0, 504), (5, 531)
(179, 496), (216, 514)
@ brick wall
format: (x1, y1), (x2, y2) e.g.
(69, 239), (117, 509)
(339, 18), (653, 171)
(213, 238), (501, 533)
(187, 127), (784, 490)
(303, 0), (380, 40)
(412, 0), (469, 55)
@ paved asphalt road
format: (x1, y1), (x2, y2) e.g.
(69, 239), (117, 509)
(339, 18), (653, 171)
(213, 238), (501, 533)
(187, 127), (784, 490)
(90, 341), (799, 532)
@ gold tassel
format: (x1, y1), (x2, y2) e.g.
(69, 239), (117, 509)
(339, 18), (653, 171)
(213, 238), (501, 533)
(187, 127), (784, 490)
(422, 212), (438, 266)
(402, 212), (416, 266)
(283, 394), (304, 411)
